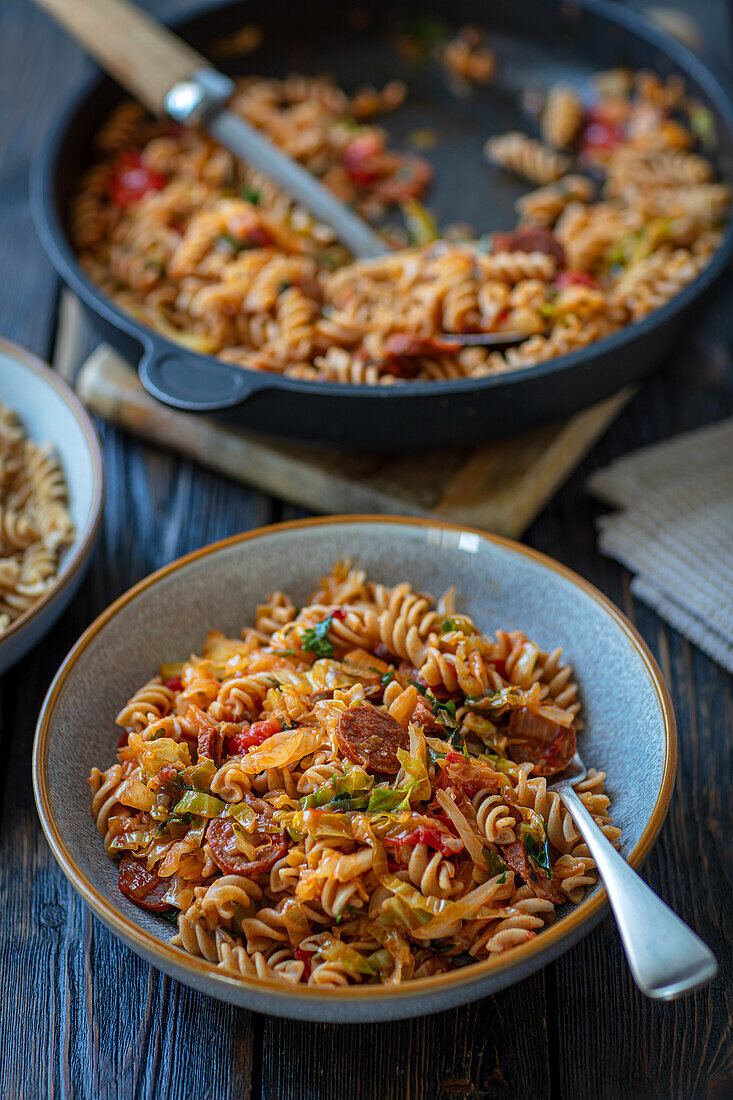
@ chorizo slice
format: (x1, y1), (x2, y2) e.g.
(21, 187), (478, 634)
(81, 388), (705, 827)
(206, 817), (287, 877)
(503, 841), (563, 904)
(186, 703), (223, 766)
(118, 853), (171, 913)
(336, 703), (408, 776)
(411, 697), (445, 736)
(492, 224), (565, 264)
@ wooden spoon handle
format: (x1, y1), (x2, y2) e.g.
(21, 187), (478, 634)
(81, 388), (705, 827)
(32, 0), (206, 113)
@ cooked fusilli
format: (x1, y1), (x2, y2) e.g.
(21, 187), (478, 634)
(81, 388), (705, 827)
(90, 562), (620, 989)
(71, 59), (728, 387)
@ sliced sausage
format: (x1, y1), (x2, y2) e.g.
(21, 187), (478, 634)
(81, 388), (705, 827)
(186, 703), (223, 766)
(206, 817), (287, 877)
(503, 841), (563, 904)
(336, 703), (408, 776)
(118, 853), (171, 913)
(411, 697), (445, 735)
(492, 225), (565, 265)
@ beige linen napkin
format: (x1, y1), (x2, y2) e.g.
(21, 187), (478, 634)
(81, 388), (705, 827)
(587, 419), (733, 672)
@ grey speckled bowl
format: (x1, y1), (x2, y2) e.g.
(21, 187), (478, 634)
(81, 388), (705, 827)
(34, 517), (676, 1022)
(0, 338), (103, 674)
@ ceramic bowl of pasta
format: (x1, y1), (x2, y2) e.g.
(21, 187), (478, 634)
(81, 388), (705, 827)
(0, 338), (103, 674)
(34, 517), (676, 1021)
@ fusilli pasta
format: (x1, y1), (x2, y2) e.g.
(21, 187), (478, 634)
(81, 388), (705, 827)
(0, 402), (74, 633)
(90, 563), (619, 988)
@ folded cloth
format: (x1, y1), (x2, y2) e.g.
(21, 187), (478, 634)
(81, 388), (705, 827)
(587, 419), (733, 673)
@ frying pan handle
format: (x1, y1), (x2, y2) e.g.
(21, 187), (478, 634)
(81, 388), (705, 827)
(138, 341), (272, 411)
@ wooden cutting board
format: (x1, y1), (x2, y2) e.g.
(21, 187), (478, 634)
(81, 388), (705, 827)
(57, 293), (631, 537)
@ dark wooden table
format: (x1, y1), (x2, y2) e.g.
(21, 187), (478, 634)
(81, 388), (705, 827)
(1, 2), (732, 1097)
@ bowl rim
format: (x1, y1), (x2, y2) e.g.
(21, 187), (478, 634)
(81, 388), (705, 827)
(33, 515), (678, 1005)
(0, 336), (105, 646)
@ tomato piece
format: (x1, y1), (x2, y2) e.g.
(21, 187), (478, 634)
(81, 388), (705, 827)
(555, 270), (599, 289)
(118, 853), (171, 912)
(580, 110), (624, 156)
(225, 716), (281, 756)
(109, 151), (167, 207)
(293, 947), (312, 980)
(164, 676), (183, 691)
(117, 731), (129, 748)
(532, 727), (576, 778)
(245, 224), (273, 248)
(372, 154), (432, 202)
(341, 132), (385, 181)
(384, 822), (463, 856)
(206, 817), (288, 877)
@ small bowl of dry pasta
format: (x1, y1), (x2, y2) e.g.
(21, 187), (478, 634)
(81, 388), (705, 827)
(0, 337), (103, 673)
(33, 516), (676, 1021)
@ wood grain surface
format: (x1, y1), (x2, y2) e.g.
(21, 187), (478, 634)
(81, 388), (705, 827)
(0, 3), (731, 1098)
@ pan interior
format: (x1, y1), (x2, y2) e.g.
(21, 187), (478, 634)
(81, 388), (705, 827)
(54, 0), (733, 243)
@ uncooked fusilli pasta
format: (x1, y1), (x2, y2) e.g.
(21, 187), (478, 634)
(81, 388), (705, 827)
(90, 562), (620, 988)
(0, 402), (74, 633)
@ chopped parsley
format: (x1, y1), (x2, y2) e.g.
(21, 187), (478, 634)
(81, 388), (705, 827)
(380, 670), (395, 687)
(218, 232), (244, 253)
(525, 831), (552, 878)
(302, 613), (335, 659)
(482, 847), (507, 877)
(160, 908), (180, 926)
(240, 185), (261, 205)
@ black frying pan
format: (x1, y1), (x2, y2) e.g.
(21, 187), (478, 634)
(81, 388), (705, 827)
(31, 0), (733, 450)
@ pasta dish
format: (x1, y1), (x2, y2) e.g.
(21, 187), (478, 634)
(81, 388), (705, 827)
(70, 42), (729, 386)
(90, 563), (619, 987)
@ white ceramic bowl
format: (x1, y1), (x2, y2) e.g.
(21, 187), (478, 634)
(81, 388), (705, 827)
(34, 517), (676, 1022)
(0, 337), (104, 673)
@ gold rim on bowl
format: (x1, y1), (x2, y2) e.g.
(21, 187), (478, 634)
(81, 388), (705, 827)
(33, 515), (678, 1004)
(0, 335), (105, 646)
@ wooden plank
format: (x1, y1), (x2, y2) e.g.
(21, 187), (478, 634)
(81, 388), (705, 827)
(74, 341), (631, 537)
(261, 980), (552, 1099)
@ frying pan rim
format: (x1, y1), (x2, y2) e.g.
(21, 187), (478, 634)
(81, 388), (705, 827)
(31, 0), (733, 404)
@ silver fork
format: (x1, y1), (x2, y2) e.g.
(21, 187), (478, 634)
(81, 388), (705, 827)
(550, 753), (718, 1000)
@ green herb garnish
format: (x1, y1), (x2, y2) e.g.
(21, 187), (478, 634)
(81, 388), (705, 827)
(240, 185), (261, 204)
(218, 233), (244, 253)
(525, 831), (552, 878)
(483, 847), (508, 877)
(302, 613), (335, 659)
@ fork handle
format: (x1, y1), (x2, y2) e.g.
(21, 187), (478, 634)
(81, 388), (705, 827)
(558, 783), (717, 999)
